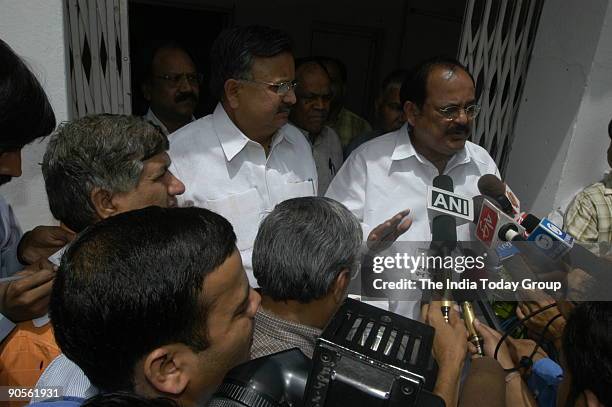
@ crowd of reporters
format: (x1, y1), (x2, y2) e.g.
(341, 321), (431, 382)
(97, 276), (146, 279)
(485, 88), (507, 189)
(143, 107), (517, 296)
(0, 22), (611, 407)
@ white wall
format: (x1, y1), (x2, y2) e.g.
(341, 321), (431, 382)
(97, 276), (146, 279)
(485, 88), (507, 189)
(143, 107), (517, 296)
(0, 0), (68, 230)
(505, 0), (612, 219)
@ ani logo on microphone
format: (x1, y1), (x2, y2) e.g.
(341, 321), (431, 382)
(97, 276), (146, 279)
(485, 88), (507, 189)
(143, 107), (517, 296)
(427, 187), (474, 222)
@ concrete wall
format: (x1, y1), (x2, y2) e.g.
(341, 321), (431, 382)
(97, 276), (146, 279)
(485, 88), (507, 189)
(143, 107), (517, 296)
(505, 0), (612, 219)
(0, 0), (68, 230)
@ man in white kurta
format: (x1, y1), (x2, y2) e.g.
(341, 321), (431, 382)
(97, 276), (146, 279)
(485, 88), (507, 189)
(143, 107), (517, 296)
(169, 26), (317, 285)
(327, 58), (500, 318)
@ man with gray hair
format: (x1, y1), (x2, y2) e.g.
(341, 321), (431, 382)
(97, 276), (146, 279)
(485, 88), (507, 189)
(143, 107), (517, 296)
(43, 114), (185, 233)
(32, 114), (185, 401)
(251, 196), (362, 358)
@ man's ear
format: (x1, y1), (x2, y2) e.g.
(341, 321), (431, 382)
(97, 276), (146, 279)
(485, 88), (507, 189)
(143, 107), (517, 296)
(90, 187), (119, 221)
(404, 101), (419, 128)
(331, 268), (351, 304)
(143, 346), (190, 396)
(224, 79), (242, 109)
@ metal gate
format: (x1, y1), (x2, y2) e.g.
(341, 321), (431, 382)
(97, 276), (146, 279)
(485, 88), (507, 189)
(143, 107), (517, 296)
(64, 0), (132, 118)
(458, 0), (545, 175)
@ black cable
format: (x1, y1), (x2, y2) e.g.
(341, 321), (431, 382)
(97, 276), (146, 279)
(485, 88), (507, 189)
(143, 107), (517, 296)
(493, 303), (556, 363)
(527, 313), (563, 362)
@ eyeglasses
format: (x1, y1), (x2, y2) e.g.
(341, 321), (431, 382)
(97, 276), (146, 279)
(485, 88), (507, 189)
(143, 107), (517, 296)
(155, 73), (203, 86)
(239, 79), (298, 96)
(436, 104), (481, 121)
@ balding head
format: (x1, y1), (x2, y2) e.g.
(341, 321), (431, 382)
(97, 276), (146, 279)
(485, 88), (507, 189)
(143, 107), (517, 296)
(290, 61), (333, 136)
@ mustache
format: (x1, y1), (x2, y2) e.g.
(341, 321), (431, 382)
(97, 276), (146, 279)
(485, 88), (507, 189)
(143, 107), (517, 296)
(447, 123), (471, 134)
(175, 92), (198, 104)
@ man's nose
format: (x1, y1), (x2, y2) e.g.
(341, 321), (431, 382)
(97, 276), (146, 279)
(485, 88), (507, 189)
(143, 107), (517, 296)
(455, 108), (470, 125)
(283, 87), (297, 106)
(177, 75), (196, 93)
(168, 171), (186, 196)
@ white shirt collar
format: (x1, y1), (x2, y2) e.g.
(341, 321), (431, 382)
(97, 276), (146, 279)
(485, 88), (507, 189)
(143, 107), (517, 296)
(213, 103), (294, 162)
(390, 124), (473, 171)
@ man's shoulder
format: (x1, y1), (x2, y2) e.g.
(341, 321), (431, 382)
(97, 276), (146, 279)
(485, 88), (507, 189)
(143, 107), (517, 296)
(581, 181), (607, 196)
(170, 114), (214, 146)
(350, 130), (399, 159)
(281, 123), (314, 150)
(465, 140), (498, 169)
(340, 108), (370, 126)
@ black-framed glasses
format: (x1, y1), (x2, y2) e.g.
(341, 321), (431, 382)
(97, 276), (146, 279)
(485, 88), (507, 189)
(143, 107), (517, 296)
(240, 79), (298, 96)
(155, 73), (203, 86)
(436, 104), (481, 121)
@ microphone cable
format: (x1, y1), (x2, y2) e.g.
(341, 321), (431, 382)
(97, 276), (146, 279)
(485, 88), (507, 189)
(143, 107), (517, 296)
(492, 303), (561, 372)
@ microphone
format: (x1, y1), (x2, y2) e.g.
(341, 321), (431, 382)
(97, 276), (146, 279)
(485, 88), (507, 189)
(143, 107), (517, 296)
(427, 177), (474, 227)
(473, 195), (525, 251)
(477, 174), (520, 217)
(429, 175), (457, 322)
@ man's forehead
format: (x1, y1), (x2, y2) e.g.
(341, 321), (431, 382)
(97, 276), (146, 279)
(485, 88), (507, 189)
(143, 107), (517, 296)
(425, 66), (475, 102)
(152, 48), (195, 72)
(300, 68), (330, 90)
(143, 151), (170, 167)
(202, 251), (247, 310)
(250, 52), (294, 79)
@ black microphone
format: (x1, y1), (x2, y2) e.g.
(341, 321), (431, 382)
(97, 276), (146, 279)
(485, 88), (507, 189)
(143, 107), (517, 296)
(477, 174), (515, 216)
(430, 175), (456, 322)
(431, 175), (457, 253)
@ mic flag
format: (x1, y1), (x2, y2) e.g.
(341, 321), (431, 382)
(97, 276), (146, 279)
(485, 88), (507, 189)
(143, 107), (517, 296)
(427, 186), (474, 224)
(430, 175), (458, 250)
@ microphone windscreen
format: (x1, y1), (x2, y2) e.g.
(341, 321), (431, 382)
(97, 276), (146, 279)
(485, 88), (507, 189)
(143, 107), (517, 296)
(433, 174), (454, 191)
(477, 174), (505, 197)
(432, 215), (457, 242)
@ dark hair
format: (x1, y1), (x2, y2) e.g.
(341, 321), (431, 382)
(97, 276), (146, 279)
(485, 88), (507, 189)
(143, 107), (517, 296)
(209, 25), (293, 101)
(50, 206), (236, 392)
(295, 57), (329, 75)
(253, 197), (362, 302)
(399, 56), (474, 108)
(136, 40), (195, 83)
(0, 39), (56, 150)
(316, 56), (347, 83)
(294, 58), (331, 84)
(83, 392), (180, 407)
(42, 114), (168, 232)
(380, 69), (409, 94)
(562, 302), (612, 405)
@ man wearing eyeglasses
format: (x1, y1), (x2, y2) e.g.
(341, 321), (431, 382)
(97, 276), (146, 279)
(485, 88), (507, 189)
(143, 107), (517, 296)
(168, 26), (318, 286)
(290, 59), (343, 195)
(141, 41), (200, 135)
(326, 56), (500, 319)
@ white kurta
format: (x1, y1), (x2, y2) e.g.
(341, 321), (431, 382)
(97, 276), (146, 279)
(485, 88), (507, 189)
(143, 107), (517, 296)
(326, 124), (500, 318)
(169, 103), (318, 286)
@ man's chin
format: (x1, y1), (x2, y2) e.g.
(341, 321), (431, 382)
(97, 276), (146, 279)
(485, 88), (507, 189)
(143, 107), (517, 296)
(446, 137), (467, 152)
